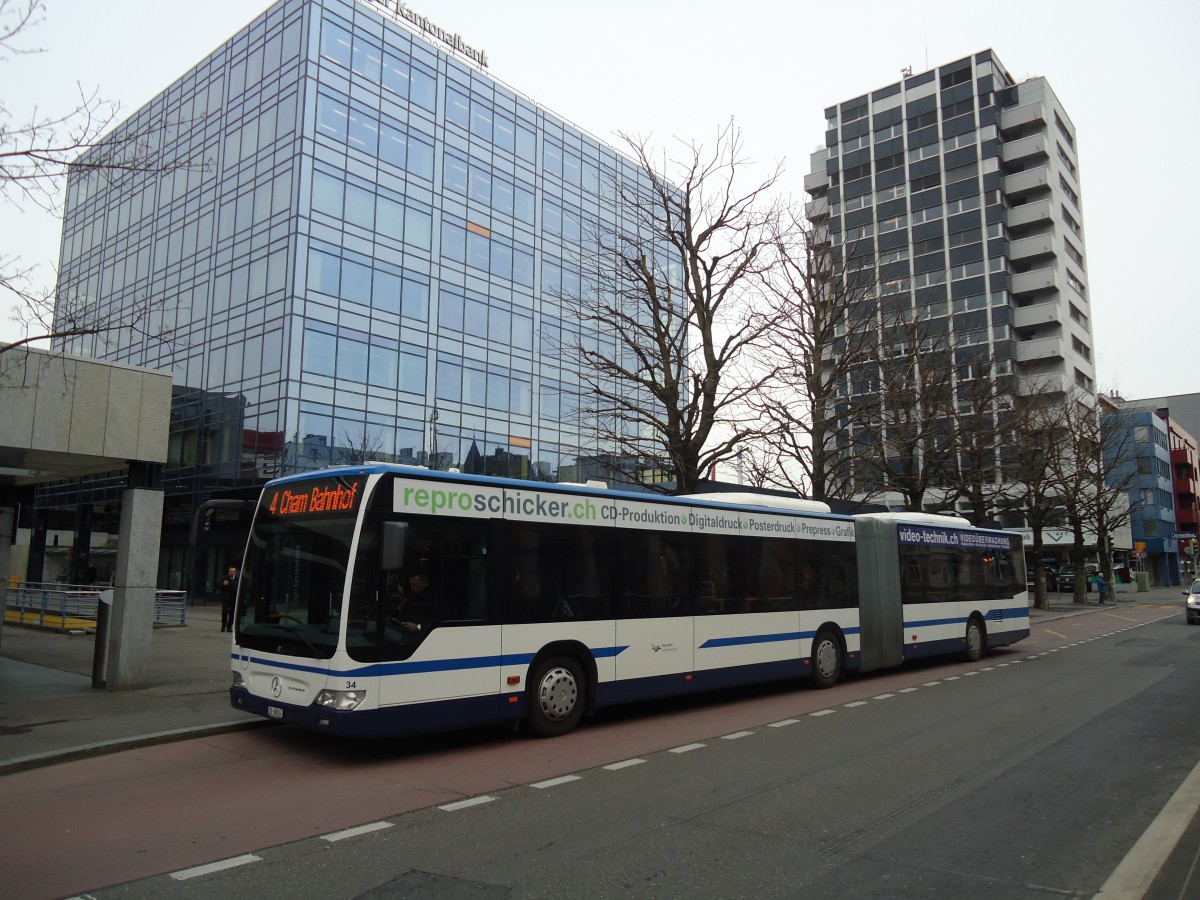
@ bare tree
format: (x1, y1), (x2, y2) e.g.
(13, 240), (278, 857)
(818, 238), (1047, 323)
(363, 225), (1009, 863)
(996, 389), (1065, 608)
(335, 428), (386, 466)
(747, 209), (881, 504)
(938, 349), (1018, 525)
(1042, 390), (1107, 603)
(1, 0), (201, 357)
(842, 304), (958, 512)
(567, 121), (784, 495)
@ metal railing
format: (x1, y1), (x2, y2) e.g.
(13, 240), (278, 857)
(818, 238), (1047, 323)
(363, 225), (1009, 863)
(3, 582), (189, 629)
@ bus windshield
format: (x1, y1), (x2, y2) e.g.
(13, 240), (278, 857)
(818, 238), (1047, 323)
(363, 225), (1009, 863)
(236, 476), (367, 659)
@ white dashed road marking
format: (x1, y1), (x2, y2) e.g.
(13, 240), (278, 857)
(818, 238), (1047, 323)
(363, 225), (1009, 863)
(322, 822), (392, 842)
(603, 758), (646, 771)
(440, 796), (496, 812)
(171, 855), (261, 881)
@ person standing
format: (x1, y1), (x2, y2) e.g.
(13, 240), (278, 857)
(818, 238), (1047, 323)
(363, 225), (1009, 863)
(1096, 572), (1109, 605)
(219, 565), (239, 632)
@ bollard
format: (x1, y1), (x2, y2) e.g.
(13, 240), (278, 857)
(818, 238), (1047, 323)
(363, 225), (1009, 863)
(91, 590), (113, 689)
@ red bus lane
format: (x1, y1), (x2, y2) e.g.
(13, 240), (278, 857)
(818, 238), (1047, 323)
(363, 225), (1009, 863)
(0, 605), (1178, 899)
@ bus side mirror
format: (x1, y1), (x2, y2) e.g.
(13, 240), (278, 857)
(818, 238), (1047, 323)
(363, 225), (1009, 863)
(381, 522), (408, 571)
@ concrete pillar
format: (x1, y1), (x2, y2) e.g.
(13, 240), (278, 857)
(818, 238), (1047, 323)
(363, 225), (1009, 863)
(105, 487), (164, 690)
(26, 506), (46, 584)
(70, 502), (93, 585)
(0, 503), (14, 654)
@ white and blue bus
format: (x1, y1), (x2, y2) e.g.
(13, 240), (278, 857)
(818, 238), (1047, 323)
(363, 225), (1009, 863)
(229, 465), (1028, 738)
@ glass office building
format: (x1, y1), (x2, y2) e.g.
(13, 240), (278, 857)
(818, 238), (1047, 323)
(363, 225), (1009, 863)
(50, 0), (656, 589)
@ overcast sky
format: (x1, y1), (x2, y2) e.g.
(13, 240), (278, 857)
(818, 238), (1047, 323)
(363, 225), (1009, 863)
(2, 0), (1197, 401)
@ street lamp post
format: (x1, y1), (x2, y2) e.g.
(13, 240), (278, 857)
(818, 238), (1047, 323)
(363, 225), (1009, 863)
(427, 407), (439, 468)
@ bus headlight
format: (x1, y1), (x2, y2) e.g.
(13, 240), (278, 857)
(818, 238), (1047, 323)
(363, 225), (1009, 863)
(315, 689), (366, 710)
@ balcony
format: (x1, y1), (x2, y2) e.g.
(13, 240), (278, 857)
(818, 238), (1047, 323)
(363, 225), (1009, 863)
(805, 170), (830, 194)
(805, 196), (830, 221)
(1008, 234), (1055, 264)
(1015, 336), (1065, 364)
(1011, 266), (1061, 298)
(1007, 198), (1053, 231)
(1005, 165), (1051, 199)
(1001, 132), (1049, 166)
(999, 102), (1048, 135)
(1013, 301), (1062, 331)
(1018, 371), (1069, 396)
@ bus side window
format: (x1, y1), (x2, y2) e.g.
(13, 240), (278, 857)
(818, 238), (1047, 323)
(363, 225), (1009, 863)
(443, 555), (486, 621)
(696, 535), (731, 614)
(560, 529), (610, 620)
(507, 524), (611, 622)
(438, 521), (488, 622)
(748, 538), (798, 612)
(618, 532), (688, 618)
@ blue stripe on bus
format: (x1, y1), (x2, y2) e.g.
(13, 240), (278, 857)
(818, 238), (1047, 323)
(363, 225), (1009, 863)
(699, 627), (862, 650)
(591, 645), (629, 659)
(231, 644), (629, 677)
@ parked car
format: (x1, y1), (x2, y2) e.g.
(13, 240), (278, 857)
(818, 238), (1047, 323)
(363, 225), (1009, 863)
(1056, 564), (1097, 593)
(1027, 567), (1055, 592)
(1183, 580), (1200, 625)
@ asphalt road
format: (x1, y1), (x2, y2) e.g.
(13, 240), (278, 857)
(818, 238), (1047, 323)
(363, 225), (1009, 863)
(3, 604), (1196, 899)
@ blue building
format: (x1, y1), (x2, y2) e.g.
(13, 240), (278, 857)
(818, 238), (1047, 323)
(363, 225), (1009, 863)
(47, 0), (658, 591)
(1103, 404), (1179, 585)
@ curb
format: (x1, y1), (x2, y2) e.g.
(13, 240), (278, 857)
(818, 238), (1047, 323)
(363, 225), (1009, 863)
(0, 719), (274, 777)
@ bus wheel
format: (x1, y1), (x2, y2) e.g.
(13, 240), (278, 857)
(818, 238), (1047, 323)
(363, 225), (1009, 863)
(964, 617), (985, 662)
(811, 630), (842, 689)
(527, 655), (585, 738)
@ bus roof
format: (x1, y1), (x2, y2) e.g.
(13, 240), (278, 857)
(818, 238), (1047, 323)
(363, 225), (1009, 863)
(264, 464), (848, 521)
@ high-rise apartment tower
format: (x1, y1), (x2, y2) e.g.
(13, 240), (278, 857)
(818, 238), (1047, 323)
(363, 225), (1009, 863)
(805, 49), (1096, 508)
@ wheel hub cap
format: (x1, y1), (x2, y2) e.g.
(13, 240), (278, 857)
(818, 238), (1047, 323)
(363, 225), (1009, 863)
(539, 668), (577, 720)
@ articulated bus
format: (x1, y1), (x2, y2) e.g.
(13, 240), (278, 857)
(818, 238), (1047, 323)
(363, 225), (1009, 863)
(230, 465), (1028, 738)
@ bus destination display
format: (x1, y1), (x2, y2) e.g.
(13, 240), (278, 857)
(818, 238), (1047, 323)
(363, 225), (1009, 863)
(264, 478), (363, 518)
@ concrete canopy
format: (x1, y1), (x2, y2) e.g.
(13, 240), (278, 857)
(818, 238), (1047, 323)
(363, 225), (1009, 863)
(0, 348), (170, 484)
(0, 346), (172, 689)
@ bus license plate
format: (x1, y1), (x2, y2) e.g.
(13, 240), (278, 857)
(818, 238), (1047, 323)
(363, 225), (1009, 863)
(267, 706), (284, 720)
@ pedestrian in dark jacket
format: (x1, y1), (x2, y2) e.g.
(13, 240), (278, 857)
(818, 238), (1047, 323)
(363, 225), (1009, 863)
(219, 565), (239, 632)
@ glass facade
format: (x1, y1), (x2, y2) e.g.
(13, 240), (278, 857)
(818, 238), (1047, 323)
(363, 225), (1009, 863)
(51, 0), (659, 589)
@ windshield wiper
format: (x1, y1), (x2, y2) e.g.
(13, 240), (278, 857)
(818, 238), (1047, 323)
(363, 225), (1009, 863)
(259, 622), (324, 658)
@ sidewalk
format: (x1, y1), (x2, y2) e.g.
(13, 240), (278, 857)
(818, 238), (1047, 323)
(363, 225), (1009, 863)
(0, 585), (1188, 775)
(1028, 582), (1184, 622)
(0, 602), (265, 775)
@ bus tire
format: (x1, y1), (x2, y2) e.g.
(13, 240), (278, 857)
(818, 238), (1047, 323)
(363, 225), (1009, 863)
(964, 616), (985, 662)
(527, 655), (586, 738)
(811, 629), (842, 689)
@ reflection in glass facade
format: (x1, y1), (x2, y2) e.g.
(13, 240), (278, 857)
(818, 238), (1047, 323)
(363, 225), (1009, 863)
(52, 0), (661, 588)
